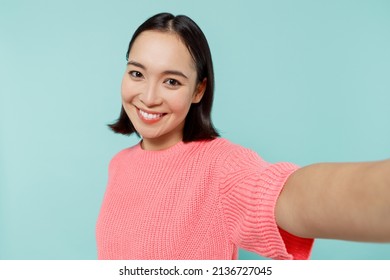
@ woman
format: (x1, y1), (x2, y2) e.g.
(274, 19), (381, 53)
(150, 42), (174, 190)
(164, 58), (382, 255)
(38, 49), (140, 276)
(96, 12), (390, 260)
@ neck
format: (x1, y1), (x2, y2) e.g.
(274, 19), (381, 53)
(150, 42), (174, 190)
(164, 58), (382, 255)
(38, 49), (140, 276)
(141, 136), (183, 151)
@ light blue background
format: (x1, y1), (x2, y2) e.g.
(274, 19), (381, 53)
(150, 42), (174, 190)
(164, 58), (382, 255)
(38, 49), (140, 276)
(1, 0), (389, 259)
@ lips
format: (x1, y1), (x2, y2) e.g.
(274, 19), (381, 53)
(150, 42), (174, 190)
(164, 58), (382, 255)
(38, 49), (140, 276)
(136, 107), (166, 123)
(139, 109), (163, 120)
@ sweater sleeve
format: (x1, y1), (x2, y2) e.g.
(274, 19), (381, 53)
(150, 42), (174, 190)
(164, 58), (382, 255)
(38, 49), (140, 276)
(218, 146), (314, 260)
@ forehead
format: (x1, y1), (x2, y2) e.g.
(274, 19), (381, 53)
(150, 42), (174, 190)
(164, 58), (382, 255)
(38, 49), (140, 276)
(128, 30), (196, 72)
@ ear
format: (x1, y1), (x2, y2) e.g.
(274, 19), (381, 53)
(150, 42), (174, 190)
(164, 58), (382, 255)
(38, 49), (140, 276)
(192, 78), (207, 104)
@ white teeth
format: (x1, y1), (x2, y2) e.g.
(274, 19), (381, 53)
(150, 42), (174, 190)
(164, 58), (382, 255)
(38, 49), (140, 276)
(139, 109), (163, 120)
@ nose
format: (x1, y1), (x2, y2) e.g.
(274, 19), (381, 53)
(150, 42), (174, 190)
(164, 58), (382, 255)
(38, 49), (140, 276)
(139, 82), (162, 107)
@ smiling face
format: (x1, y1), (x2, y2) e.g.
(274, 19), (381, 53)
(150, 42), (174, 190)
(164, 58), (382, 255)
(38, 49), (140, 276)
(121, 30), (206, 150)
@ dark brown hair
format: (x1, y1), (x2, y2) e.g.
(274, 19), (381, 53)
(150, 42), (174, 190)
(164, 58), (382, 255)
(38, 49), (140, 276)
(109, 12), (219, 142)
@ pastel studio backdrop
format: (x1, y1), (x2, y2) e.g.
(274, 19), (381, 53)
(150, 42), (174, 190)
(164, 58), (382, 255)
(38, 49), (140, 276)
(1, 0), (389, 259)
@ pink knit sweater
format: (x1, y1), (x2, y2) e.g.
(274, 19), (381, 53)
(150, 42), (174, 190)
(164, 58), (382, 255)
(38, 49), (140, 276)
(96, 138), (313, 259)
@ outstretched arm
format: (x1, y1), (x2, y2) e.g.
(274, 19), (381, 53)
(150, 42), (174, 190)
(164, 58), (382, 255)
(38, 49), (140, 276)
(275, 159), (390, 242)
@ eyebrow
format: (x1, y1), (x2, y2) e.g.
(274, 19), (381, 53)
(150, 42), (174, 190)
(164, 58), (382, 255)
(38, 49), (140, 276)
(127, 60), (189, 79)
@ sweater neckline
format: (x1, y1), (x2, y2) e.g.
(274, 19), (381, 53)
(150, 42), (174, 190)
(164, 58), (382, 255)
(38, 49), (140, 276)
(135, 140), (188, 157)
(133, 138), (222, 160)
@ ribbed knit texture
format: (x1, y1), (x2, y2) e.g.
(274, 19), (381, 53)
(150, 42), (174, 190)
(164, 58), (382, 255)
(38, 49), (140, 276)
(96, 138), (313, 260)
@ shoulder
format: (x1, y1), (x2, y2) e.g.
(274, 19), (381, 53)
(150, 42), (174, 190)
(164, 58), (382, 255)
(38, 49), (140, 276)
(112, 145), (137, 160)
(197, 137), (259, 156)
(108, 144), (139, 171)
(197, 138), (267, 172)
(216, 138), (265, 161)
(210, 138), (299, 180)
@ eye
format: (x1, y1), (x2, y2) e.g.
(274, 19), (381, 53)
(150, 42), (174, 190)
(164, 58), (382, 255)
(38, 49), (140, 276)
(128, 71), (143, 79)
(164, 78), (181, 87)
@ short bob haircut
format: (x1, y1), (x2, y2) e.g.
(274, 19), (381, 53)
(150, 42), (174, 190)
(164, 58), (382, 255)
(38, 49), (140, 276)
(109, 12), (219, 142)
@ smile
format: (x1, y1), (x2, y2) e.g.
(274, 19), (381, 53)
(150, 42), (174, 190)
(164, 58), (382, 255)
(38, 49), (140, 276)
(137, 108), (166, 123)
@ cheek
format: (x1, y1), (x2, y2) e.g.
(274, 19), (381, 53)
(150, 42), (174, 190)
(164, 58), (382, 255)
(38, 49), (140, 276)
(121, 77), (137, 102)
(167, 93), (194, 114)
